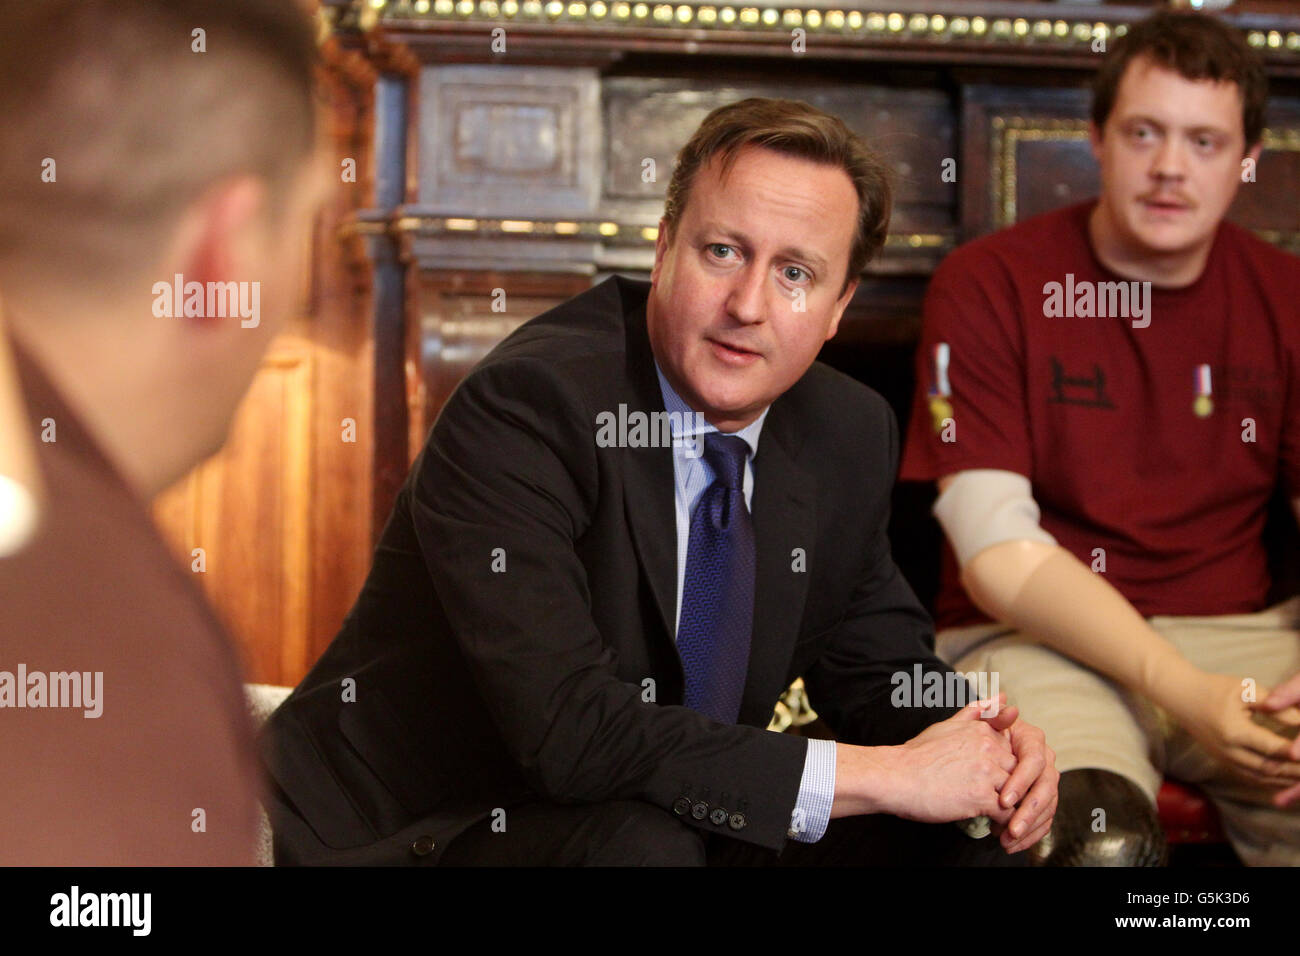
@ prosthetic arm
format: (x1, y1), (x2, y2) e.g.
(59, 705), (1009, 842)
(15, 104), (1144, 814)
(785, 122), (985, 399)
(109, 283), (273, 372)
(936, 470), (1300, 782)
(0, 296), (43, 556)
(935, 469), (1200, 708)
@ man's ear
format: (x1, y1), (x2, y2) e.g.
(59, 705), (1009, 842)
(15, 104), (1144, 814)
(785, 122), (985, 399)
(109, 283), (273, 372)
(1086, 119), (1107, 163)
(650, 218), (670, 286)
(1088, 119), (1104, 165)
(825, 275), (859, 341)
(1245, 139), (1263, 168)
(173, 175), (268, 319)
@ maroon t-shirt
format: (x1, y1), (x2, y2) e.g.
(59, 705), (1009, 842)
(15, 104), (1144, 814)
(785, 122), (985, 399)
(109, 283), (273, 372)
(900, 199), (1300, 629)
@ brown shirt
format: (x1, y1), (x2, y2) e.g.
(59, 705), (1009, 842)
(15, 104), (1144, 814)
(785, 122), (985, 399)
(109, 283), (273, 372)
(0, 331), (260, 864)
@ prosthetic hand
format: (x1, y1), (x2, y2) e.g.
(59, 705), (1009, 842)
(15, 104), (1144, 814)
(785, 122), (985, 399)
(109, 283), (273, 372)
(1253, 673), (1300, 807)
(938, 470), (1300, 791)
(964, 542), (1300, 789)
(1255, 671), (1300, 761)
(0, 293), (44, 556)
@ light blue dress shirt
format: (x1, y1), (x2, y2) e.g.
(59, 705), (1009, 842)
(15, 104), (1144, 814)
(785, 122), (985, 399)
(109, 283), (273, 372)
(655, 363), (836, 843)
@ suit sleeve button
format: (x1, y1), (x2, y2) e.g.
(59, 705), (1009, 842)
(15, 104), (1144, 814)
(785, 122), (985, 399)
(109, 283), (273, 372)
(672, 797), (692, 816)
(728, 812), (747, 831)
(709, 808), (728, 826)
(410, 835), (437, 856)
(691, 801), (709, 820)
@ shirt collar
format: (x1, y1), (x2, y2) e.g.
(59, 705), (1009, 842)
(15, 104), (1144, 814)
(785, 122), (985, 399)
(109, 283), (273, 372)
(654, 361), (769, 459)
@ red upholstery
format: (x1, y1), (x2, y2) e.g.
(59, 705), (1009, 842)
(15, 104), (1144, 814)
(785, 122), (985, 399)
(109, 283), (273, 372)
(1157, 781), (1226, 844)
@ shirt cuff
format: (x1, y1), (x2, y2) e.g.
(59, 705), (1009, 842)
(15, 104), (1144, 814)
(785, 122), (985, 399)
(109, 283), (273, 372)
(788, 737), (836, 843)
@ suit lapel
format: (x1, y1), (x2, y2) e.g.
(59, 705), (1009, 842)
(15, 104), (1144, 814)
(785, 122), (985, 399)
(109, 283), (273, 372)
(739, 402), (816, 727)
(622, 445), (678, 651)
(620, 292), (679, 655)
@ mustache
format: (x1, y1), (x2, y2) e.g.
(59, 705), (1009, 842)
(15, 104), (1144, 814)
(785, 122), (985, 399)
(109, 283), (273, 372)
(1138, 192), (1194, 207)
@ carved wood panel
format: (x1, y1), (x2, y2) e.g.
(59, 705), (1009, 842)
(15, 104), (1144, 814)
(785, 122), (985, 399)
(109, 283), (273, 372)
(602, 77), (957, 236)
(417, 65), (602, 217)
(407, 272), (593, 457)
(153, 343), (313, 686)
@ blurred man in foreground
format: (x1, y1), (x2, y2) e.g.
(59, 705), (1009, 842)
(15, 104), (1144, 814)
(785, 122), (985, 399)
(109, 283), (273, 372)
(0, 0), (328, 864)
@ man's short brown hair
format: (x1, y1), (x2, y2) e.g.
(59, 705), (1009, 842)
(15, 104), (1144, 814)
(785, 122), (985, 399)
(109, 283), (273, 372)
(662, 97), (893, 294)
(1092, 10), (1268, 150)
(0, 0), (319, 299)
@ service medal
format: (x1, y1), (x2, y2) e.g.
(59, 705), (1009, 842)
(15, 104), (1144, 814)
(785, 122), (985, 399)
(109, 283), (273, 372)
(930, 395), (953, 433)
(1193, 364), (1213, 418)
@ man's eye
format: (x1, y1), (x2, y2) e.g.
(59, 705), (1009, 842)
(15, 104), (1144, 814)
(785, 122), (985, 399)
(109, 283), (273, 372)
(783, 265), (808, 283)
(708, 244), (735, 259)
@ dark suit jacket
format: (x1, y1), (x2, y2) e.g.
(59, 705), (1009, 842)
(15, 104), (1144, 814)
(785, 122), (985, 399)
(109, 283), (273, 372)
(263, 275), (958, 864)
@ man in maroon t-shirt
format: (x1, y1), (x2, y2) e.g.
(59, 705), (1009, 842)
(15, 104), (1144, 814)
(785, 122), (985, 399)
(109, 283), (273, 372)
(901, 11), (1300, 865)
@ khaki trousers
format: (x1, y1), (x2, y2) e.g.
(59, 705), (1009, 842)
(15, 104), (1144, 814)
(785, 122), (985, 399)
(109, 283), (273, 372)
(938, 597), (1300, 866)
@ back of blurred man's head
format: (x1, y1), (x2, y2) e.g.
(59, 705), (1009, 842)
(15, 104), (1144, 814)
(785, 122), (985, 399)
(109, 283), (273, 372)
(0, 0), (319, 298)
(0, 0), (328, 495)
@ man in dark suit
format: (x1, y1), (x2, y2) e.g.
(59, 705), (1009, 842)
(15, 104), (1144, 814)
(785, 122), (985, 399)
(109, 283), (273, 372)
(263, 97), (1058, 865)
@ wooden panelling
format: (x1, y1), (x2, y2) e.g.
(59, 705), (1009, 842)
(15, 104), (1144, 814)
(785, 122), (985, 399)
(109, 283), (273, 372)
(154, 343), (313, 686)
(960, 85), (1093, 239)
(375, 1), (1300, 76)
(602, 77), (958, 237)
(1234, 107), (1300, 248)
(408, 271), (593, 453)
(306, 35), (380, 671)
(416, 65), (602, 217)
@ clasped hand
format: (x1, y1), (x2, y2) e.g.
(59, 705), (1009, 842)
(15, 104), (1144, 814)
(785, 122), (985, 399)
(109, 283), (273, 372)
(888, 692), (1058, 853)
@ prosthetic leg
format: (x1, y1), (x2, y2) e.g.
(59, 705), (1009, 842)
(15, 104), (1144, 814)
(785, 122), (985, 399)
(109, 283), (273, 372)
(1031, 768), (1167, 867)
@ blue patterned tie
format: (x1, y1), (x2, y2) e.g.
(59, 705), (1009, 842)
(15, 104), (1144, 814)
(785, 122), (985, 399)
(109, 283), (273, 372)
(677, 432), (756, 724)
